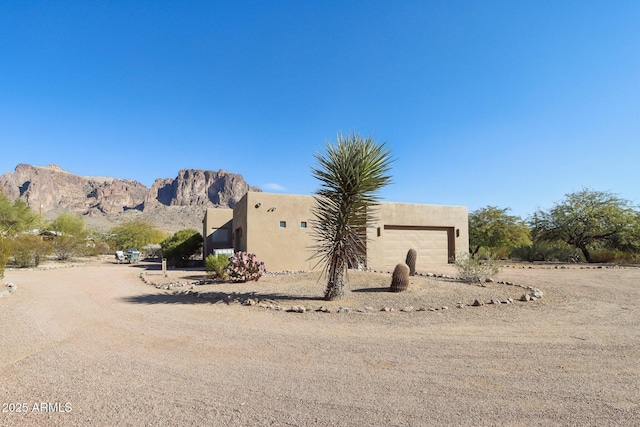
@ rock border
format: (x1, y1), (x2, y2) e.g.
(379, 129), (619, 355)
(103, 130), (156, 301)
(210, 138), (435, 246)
(138, 272), (545, 315)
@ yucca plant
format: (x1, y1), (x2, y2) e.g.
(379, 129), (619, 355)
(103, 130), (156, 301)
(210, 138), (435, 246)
(310, 132), (393, 301)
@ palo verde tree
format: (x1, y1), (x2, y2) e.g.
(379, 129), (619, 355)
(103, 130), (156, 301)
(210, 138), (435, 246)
(0, 194), (41, 235)
(529, 188), (638, 263)
(310, 132), (393, 301)
(469, 206), (531, 258)
(47, 212), (89, 260)
(108, 220), (166, 251)
(0, 194), (41, 276)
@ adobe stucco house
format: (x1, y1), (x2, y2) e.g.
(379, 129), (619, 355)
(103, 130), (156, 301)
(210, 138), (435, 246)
(203, 192), (469, 272)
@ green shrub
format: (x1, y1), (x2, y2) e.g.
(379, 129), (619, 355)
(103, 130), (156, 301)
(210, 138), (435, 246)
(0, 236), (11, 278)
(225, 251), (266, 282)
(476, 246), (511, 260)
(11, 234), (52, 267)
(589, 248), (640, 264)
(205, 253), (230, 280)
(161, 229), (203, 267)
(510, 242), (578, 262)
(455, 252), (499, 283)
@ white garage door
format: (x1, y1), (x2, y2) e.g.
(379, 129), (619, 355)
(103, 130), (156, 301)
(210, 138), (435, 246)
(383, 227), (451, 269)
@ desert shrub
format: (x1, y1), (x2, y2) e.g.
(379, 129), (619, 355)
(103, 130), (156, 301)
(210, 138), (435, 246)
(390, 262), (410, 292)
(47, 213), (89, 260)
(476, 246), (511, 260)
(11, 234), (52, 267)
(510, 242), (578, 262)
(205, 253), (230, 280)
(589, 248), (617, 264)
(143, 243), (162, 258)
(455, 252), (500, 283)
(589, 248), (640, 264)
(225, 251), (265, 282)
(0, 236), (11, 278)
(161, 229), (203, 267)
(84, 239), (111, 256)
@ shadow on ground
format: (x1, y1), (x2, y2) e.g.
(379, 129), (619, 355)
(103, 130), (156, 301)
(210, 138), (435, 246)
(120, 291), (322, 305)
(352, 287), (390, 293)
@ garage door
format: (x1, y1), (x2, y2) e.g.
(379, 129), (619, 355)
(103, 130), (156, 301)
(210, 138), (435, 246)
(383, 226), (452, 269)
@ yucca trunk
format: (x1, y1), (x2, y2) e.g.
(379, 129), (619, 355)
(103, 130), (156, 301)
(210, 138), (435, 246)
(324, 255), (345, 300)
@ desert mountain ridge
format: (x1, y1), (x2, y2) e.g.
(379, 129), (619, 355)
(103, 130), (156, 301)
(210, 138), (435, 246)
(0, 164), (261, 233)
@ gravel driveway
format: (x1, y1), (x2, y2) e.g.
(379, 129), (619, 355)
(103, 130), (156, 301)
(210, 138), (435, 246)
(1, 258), (639, 426)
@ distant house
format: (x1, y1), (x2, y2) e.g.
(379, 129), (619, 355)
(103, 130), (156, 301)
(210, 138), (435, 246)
(203, 192), (469, 272)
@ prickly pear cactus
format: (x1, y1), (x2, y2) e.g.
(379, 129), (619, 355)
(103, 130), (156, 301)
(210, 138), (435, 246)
(405, 248), (417, 276)
(390, 263), (410, 292)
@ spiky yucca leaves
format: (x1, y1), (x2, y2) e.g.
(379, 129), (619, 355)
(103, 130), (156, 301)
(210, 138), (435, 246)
(405, 248), (417, 276)
(311, 132), (393, 301)
(390, 263), (410, 292)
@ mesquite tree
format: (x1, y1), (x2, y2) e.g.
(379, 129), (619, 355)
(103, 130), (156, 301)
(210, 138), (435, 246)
(310, 132), (393, 301)
(530, 188), (638, 263)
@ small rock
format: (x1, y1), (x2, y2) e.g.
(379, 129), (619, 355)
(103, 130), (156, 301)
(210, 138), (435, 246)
(364, 306), (375, 312)
(380, 307), (392, 312)
(401, 306), (414, 312)
(520, 294), (531, 302)
(456, 303), (465, 309)
(472, 299), (484, 307)
(485, 278), (494, 283)
(337, 307), (350, 313)
(441, 306), (448, 310)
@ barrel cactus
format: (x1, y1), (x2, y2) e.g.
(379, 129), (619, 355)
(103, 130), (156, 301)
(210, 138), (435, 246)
(405, 248), (417, 276)
(390, 262), (410, 292)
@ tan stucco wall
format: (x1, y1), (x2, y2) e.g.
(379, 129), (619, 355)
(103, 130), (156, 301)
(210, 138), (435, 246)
(232, 195), (249, 252)
(241, 192), (316, 272)
(366, 202), (469, 270)
(202, 208), (234, 257)
(203, 192), (469, 272)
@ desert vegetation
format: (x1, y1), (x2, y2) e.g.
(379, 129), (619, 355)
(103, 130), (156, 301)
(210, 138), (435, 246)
(160, 228), (203, 267)
(107, 220), (167, 252)
(470, 188), (640, 265)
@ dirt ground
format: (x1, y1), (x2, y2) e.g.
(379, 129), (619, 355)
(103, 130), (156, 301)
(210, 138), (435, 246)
(1, 258), (639, 426)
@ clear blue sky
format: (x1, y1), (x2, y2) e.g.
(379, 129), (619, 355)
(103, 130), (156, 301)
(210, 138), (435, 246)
(1, 1), (638, 218)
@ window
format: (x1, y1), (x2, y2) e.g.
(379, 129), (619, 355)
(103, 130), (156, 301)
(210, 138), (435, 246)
(279, 221), (286, 228)
(300, 221), (307, 228)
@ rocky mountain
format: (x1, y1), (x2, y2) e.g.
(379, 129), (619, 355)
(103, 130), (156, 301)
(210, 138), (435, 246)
(0, 164), (260, 232)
